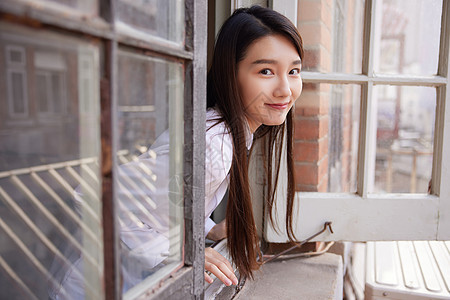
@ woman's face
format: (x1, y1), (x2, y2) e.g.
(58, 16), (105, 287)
(237, 34), (302, 133)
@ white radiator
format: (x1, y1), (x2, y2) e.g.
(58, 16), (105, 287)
(365, 241), (450, 300)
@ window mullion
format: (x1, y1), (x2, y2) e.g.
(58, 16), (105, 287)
(302, 72), (447, 86)
(437, 0), (450, 78)
(358, 82), (376, 197)
(101, 39), (120, 300)
(361, 0), (376, 76)
(301, 72), (368, 84)
(183, 0), (207, 298)
(436, 0), (450, 240)
(116, 32), (193, 60)
(0, 0), (113, 39)
(436, 84), (450, 240)
(99, 0), (120, 299)
(358, 0), (377, 196)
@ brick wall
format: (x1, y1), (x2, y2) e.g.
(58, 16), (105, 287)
(295, 0), (332, 192)
(295, 0), (359, 192)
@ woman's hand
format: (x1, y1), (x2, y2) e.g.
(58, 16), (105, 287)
(206, 219), (226, 241)
(204, 247), (238, 286)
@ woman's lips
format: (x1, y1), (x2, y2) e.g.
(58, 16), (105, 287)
(265, 102), (289, 110)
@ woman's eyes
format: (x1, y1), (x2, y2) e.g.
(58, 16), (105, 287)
(258, 68), (301, 76)
(289, 68), (301, 75)
(259, 69), (274, 75)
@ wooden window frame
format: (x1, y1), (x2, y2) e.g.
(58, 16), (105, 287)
(0, 0), (207, 298)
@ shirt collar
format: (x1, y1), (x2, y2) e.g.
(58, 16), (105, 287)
(208, 107), (253, 150)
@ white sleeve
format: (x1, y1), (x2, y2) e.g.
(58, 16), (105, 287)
(204, 123), (232, 236)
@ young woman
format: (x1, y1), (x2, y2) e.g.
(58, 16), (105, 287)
(203, 5), (303, 286)
(50, 5), (303, 298)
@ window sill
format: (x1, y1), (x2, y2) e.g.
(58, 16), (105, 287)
(231, 253), (343, 300)
(206, 242), (344, 300)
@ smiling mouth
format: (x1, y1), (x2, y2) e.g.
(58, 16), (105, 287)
(265, 102), (289, 110)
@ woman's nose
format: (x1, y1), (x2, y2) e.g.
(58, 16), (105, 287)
(273, 76), (292, 98)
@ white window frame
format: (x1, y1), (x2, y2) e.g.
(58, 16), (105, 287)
(264, 0), (450, 243)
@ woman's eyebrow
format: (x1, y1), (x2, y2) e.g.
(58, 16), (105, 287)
(252, 59), (277, 65)
(251, 59), (302, 65)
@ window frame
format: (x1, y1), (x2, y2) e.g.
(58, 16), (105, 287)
(5, 45), (29, 118)
(264, 0), (450, 243)
(34, 69), (68, 116)
(0, 0), (207, 298)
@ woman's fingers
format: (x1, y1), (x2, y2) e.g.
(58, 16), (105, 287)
(205, 247), (238, 286)
(205, 261), (234, 286)
(204, 272), (214, 284)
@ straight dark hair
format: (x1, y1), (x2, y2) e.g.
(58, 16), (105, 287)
(207, 5), (304, 279)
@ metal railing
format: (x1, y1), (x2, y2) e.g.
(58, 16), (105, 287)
(0, 146), (184, 299)
(0, 157), (102, 299)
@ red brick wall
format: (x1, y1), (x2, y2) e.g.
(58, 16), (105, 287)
(295, 0), (358, 192)
(295, 0), (332, 192)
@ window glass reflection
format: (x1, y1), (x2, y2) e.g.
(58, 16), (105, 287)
(294, 83), (361, 193)
(0, 23), (103, 299)
(375, 0), (442, 76)
(116, 0), (185, 44)
(373, 86), (435, 193)
(117, 50), (184, 294)
(298, 0), (364, 73)
(19, 0), (98, 16)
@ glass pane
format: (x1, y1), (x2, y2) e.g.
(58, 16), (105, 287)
(298, 0), (364, 73)
(116, 0), (185, 44)
(20, 0), (98, 16)
(375, 0), (442, 76)
(11, 72), (26, 114)
(0, 23), (103, 299)
(51, 73), (64, 113)
(8, 48), (24, 64)
(294, 83), (360, 192)
(373, 86), (435, 193)
(36, 73), (49, 112)
(116, 50), (184, 294)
